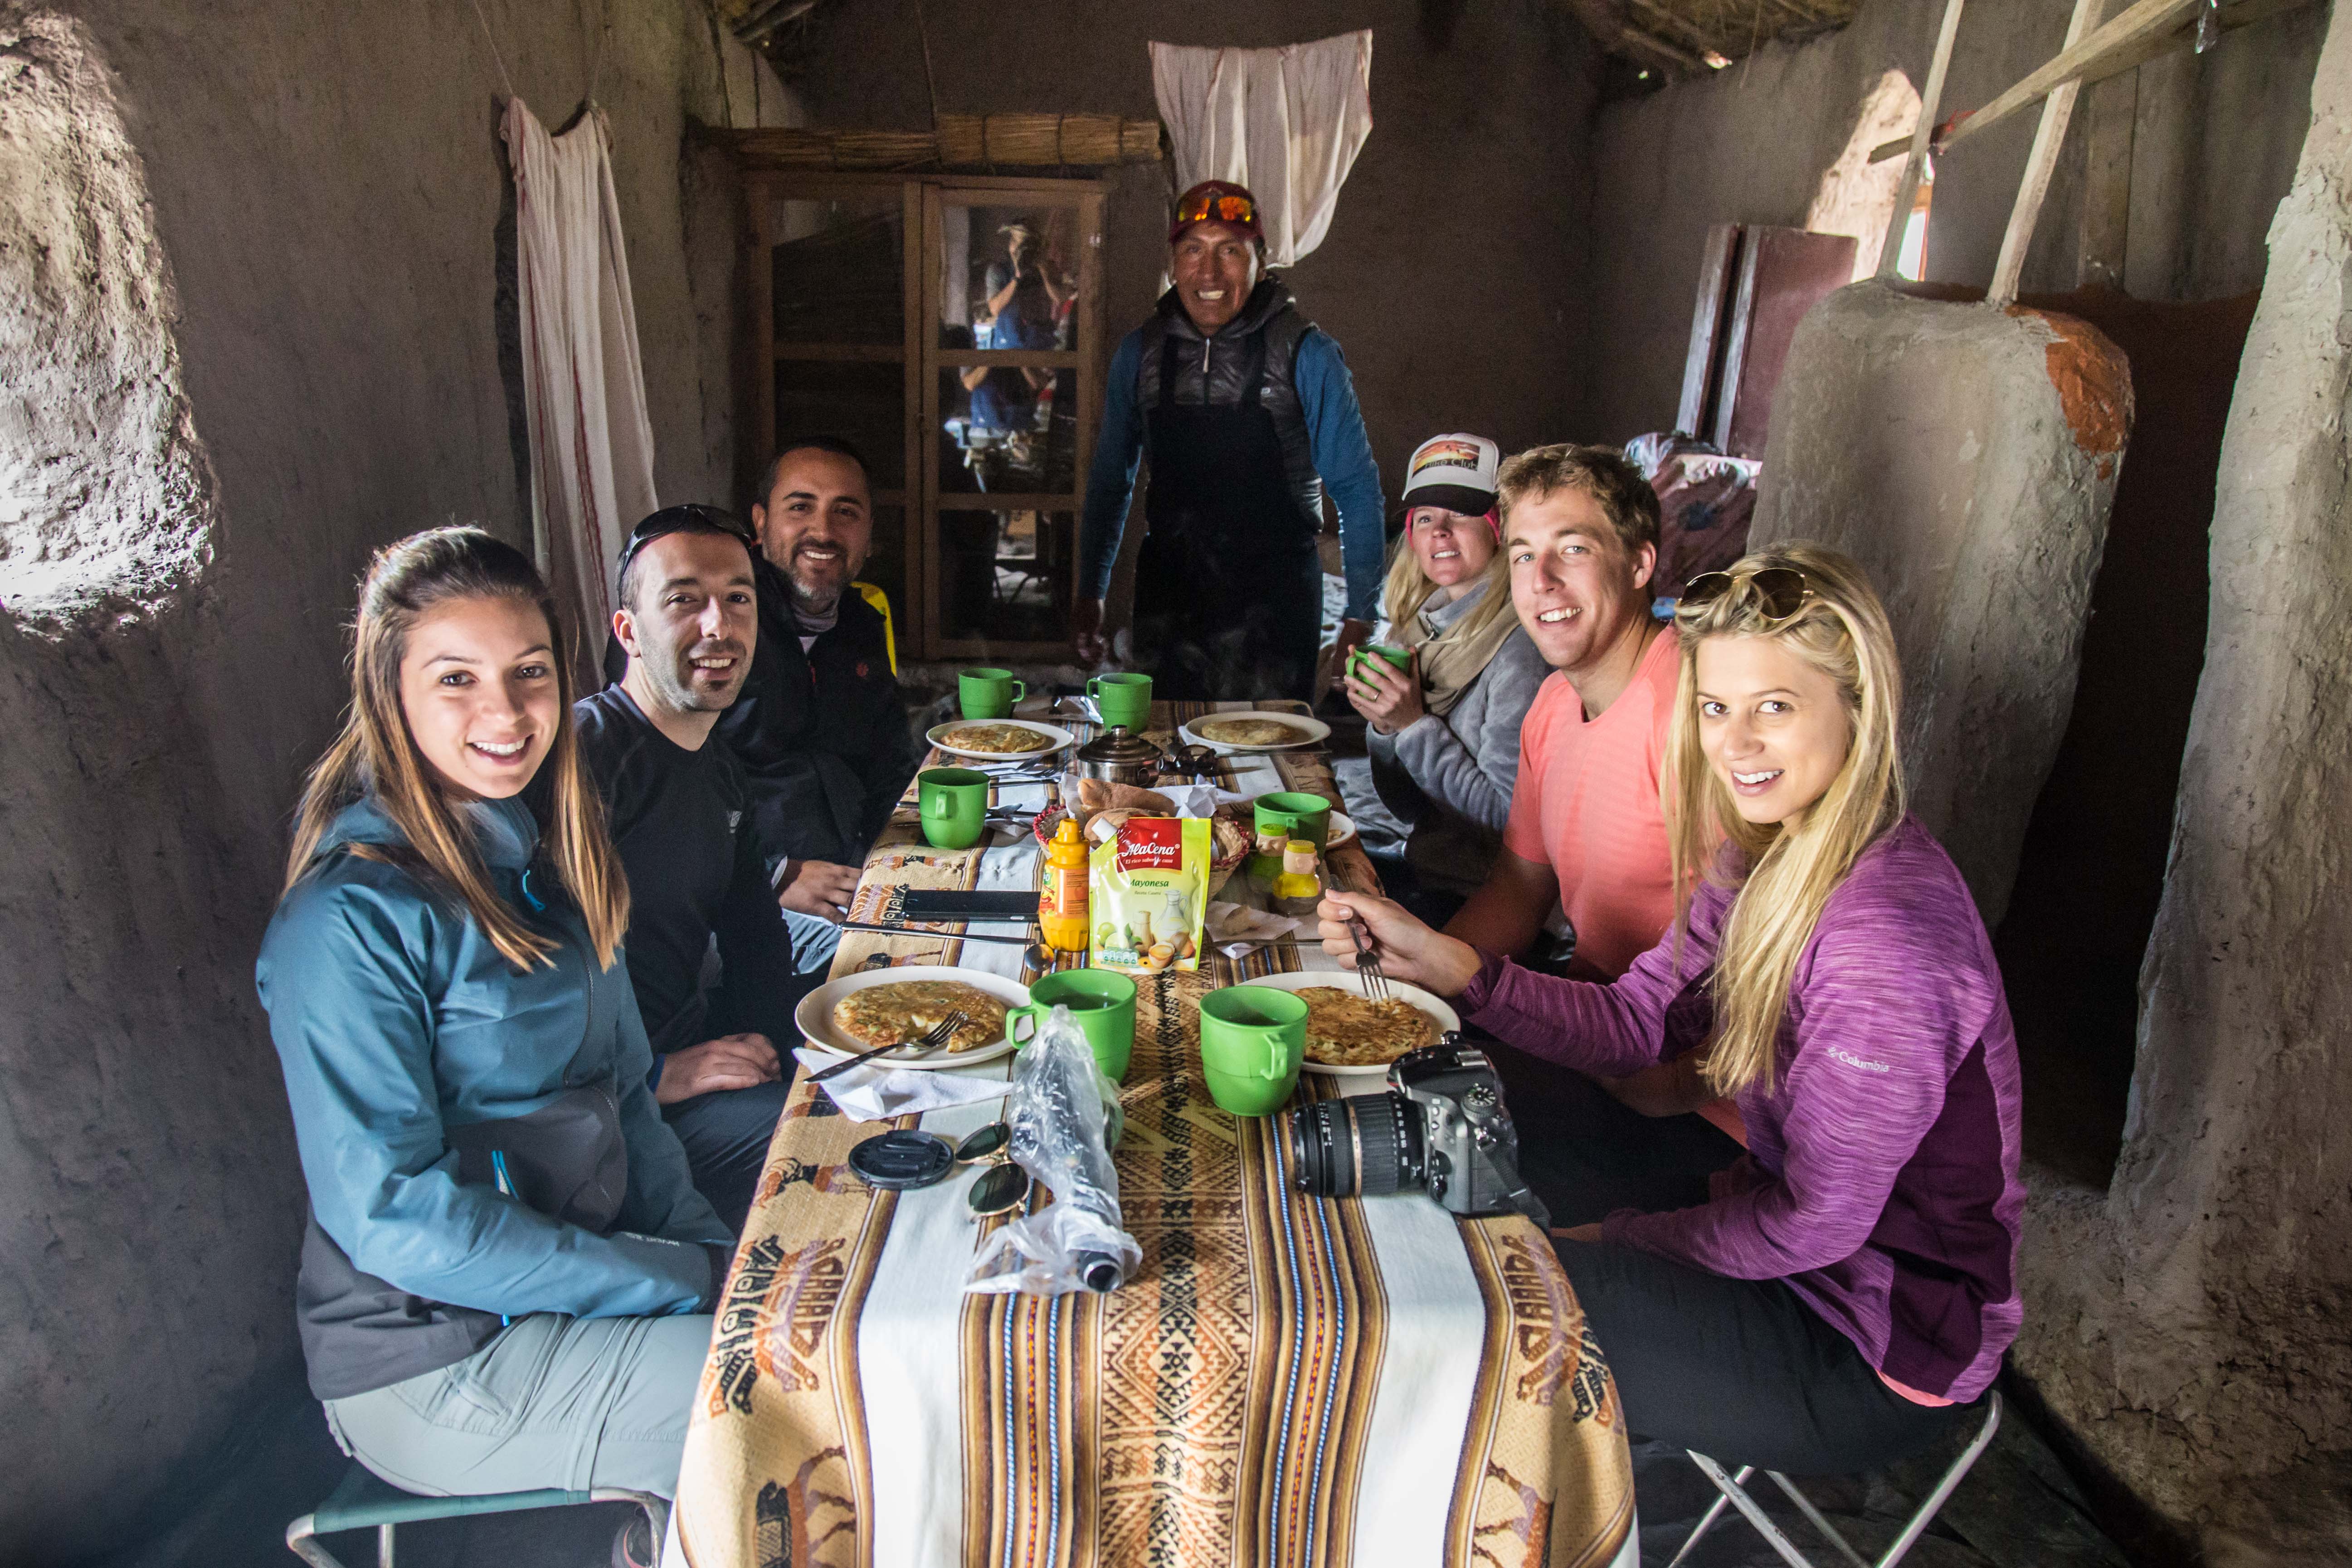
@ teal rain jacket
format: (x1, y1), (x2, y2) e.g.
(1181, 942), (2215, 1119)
(257, 793), (730, 1400)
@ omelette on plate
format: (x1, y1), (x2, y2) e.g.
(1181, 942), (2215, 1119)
(833, 981), (1007, 1053)
(944, 723), (1052, 755)
(1297, 986), (1441, 1067)
(1195, 716), (1304, 746)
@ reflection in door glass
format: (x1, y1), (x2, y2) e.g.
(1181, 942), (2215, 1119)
(939, 508), (1072, 646)
(771, 197), (903, 346)
(774, 361), (906, 492)
(939, 205), (1079, 354)
(937, 366), (1075, 496)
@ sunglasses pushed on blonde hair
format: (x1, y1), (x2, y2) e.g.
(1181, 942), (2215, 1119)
(1662, 544), (1907, 1098)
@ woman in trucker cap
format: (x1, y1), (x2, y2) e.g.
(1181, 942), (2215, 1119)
(1343, 433), (1549, 926)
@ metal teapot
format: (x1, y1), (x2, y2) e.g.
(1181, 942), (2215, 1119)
(1068, 726), (1217, 788)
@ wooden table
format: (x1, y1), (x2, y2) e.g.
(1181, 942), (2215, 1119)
(671, 702), (1636, 1568)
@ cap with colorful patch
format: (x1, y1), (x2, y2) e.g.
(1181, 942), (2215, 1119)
(1400, 433), (1502, 522)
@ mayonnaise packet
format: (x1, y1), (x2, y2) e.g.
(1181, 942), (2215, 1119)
(1088, 816), (1211, 974)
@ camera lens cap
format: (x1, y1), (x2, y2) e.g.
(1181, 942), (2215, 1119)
(849, 1130), (955, 1190)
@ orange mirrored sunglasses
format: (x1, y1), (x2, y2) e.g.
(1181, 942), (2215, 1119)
(1175, 191), (1256, 226)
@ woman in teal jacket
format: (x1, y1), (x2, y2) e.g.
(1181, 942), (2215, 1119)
(258, 527), (731, 1508)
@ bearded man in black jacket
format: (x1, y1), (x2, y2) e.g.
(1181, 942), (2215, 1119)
(715, 438), (920, 961)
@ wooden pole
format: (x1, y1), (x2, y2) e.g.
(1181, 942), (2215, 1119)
(1869, 0), (2218, 163)
(1879, 0), (1969, 281)
(1990, 0), (2109, 304)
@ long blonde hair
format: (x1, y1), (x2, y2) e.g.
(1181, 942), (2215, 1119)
(1664, 544), (1905, 1097)
(284, 526), (628, 972)
(1380, 509), (1516, 643)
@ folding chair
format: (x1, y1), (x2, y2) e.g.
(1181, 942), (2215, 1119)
(286, 1460), (667, 1568)
(1666, 1390), (2001, 1568)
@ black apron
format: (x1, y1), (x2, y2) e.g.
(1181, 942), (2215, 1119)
(1130, 331), (1323, 703)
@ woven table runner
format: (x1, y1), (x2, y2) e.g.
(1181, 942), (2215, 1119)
(677, 978), (1635, 1568)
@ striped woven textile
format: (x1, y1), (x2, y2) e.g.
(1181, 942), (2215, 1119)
(671, 703), (1636, 1567)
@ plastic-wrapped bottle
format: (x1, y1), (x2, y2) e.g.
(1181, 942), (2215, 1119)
(1040, 818), (1089, 952)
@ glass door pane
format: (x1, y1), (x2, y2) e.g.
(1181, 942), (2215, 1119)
(757, 180), (920, 643)
(920, 183), (1101, 660)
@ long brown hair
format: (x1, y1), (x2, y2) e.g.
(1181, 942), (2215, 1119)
(1662, 544), (1906, 1097)
(283, 526), (628, 972)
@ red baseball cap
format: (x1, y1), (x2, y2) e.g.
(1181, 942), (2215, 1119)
(1169, 180), (1263, 244)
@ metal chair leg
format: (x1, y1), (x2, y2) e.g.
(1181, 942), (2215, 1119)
(377, 1522), (395, 1568)
(1663, 1464), (1753, 1568)
(1687, 1452), (1820, 1568)
(1765, 1472), (1871, 1568)
(1872, 1391), (2001, 1568)
(284, 1514), (346, 1568)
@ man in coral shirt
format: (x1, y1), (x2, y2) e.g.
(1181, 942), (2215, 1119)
(1445, 445), (1743, 1208)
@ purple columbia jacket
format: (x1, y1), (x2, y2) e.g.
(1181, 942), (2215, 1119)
(1462, 815), (2025, 1403)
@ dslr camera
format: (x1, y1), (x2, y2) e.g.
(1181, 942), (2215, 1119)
(1289, 1037), (1550, 1228)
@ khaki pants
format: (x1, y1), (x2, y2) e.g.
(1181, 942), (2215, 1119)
(322, 1312), (714, 1500)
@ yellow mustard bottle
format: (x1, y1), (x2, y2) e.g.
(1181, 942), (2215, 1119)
(1040, 818), (1091, 952)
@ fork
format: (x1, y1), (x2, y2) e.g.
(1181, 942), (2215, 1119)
(808, 1009), (969, 1085)
(1346, 915), (1391, 1001)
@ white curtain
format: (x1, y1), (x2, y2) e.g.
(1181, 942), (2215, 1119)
(1149, 31), (1375, 268)
(501, 98), (658, 671)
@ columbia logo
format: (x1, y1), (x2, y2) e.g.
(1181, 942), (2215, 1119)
(1826, 1047), (1893, 1074)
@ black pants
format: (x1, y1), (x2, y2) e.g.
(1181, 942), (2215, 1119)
(1561, 1242), (1976, 1474)
(1131, 536), (1321, 703)
(661, 1077), (790, 1235)
(1487, 1046), (1977, 1473)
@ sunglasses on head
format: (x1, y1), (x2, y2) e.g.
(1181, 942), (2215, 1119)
(1676, 565), (1815, 627)
(1174, 190), (1257, 228)
(615, 504), (757, 580)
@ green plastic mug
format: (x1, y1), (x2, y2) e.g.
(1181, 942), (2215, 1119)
(1253, 790), (1333, 849)
(1088, 672), (1153, 732)
(959, 667), (1026, 720)
(1348, 643), (1414, 683)
(1196, 985), (1306, 1117)
(1008, 969), (1138, 1083)
(917, 767), (989, 849)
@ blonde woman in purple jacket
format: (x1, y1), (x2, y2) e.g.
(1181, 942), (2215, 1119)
(1320, 544), (2023, 1474)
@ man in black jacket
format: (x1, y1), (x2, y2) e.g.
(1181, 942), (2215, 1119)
(729, 438), (922, 956)
(579, 506), (809, 1232)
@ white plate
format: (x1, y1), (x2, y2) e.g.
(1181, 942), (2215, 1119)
(794, 965), (1030, 1071)
(1179, 710), (1332, 753)
(925, 718), (1074, 762)
(1235, 969), (1461, 1078)
(1323, 812), (1358, 852)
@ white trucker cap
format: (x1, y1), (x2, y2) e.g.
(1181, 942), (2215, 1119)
(1400, 433), (1502, 518)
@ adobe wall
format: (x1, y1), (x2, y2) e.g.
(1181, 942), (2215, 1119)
(1579, 0), (2324, 442)
(0, 2), (790, 1558)
(2011, 0), (2352, 1554)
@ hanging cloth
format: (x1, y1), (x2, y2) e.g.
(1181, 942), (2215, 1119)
(1149, 31), (1374, 268)
(501, 98), (658, 677)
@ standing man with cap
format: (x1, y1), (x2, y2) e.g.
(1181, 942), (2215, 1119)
(1074, 180), (1385, 702)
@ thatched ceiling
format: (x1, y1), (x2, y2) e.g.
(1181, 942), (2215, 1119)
(1553, 0), (1857, 78)
(716, 0), (1853, 90)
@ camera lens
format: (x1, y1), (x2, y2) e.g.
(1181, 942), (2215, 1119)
(1289, 1094), (1421, 1198)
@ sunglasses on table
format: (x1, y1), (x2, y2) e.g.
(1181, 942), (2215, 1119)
(956, 1122), (1032, 1219)
(614, 504), (758, 581)
(1676, 565), (1815, 627)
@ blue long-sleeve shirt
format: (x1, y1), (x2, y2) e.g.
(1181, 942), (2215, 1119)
(1080, 324), (1388, 623)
